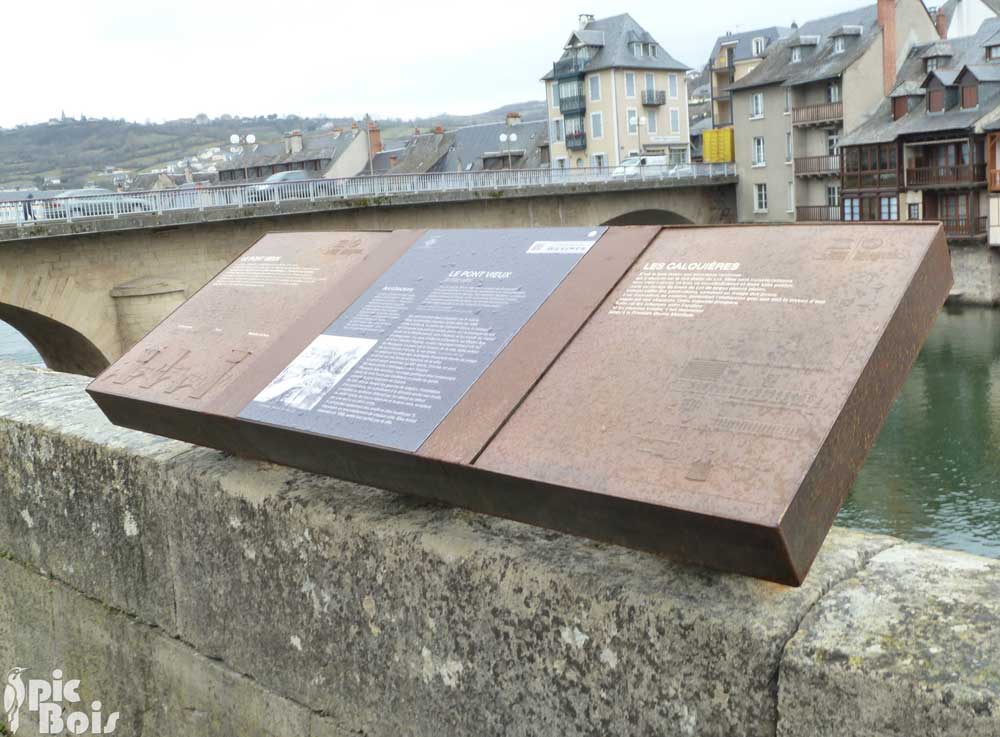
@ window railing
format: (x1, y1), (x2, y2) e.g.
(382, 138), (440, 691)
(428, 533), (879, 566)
(552, 56), (588, 78)
(641, 89), (667, 106)
(558, 94), (587, 115)
(796, 205), (842, 222)
(792, 101), (843, 125)
(906, 164), (986, 187)
(795, 155), (841, 176)
(565, 131), (587, 150)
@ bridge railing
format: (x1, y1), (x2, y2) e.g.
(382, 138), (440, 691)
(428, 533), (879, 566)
(0, 162), (736, 228)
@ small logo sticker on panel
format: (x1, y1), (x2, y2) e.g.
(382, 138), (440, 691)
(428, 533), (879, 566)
(526, 241), (595, 255)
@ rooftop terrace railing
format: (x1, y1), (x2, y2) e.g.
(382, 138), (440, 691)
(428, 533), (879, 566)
(0, 163), (737, 229)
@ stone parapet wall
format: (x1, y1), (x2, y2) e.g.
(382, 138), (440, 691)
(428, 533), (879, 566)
(0, 362), (997, 736)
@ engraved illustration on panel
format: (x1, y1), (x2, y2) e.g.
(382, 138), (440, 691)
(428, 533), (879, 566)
(254, 335), (377, 411)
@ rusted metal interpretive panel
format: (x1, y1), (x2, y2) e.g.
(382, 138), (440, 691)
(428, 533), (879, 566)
(88, 224), (951, 585)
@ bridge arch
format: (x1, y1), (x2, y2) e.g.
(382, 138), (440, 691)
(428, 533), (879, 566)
(601, 208), (693, 226)
(0, 304), (110, 376)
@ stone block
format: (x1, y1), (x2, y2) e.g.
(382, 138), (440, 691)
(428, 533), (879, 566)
(778, 543), (1000, 737)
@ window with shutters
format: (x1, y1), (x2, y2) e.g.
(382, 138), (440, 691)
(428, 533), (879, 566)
(962, 84), (979, 109)
(892, 96), (908, 120)
(928, 89), (945, 113)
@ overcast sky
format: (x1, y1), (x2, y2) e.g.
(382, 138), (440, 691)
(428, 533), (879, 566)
(1, 0), (902, 128)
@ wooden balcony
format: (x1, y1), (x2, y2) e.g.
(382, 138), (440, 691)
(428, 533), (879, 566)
(906, 164), (986, 188)
(937, 216), (988, 237)
(795, 155), (840, 177)
(792, 101), (843, 126)
(796, 205), (842, 222)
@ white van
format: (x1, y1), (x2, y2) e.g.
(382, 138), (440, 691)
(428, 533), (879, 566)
(611, 155), (669, 179)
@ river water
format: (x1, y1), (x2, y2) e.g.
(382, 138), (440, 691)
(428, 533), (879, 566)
(1, 311), (999, 558)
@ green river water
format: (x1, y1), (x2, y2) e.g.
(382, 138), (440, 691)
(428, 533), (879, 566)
(2, 311), (999, 558)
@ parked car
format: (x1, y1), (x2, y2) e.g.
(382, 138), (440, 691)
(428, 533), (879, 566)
(42, 188), (153, 219)
(611, 155), (668, 179)
(668, 164), (695, 178)
(247, 170), (310, 202)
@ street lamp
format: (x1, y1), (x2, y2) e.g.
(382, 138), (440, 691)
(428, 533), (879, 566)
(229, 133), (257, 182)
(499, 132), (518, 169)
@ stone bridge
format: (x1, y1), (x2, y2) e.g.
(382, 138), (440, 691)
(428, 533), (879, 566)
(0, 175), (735, 375)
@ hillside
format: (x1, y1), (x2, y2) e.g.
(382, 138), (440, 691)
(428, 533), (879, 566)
(0, 102), (547, 190)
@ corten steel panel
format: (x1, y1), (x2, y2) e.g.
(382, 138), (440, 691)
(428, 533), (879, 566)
(88, 224), (950, 586)
(476, 223), (952, 583)
(420, 225), (662, 463)
(88, 230), (425, 417)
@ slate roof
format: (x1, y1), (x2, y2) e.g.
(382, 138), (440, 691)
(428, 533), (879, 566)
(963, 62), (1000, 80)
(542, 14), (688, 80)
(707, 26), (791, 67)
(921, 40), (955, 58)
(217, 130), (359, 173)
(841, 17), (1000, 145)
(727, 4), (881, 91)
(386, 120), (549, 174)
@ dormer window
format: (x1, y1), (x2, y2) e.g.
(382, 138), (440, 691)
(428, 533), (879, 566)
(631, 42), (657, 58)
(988, 45), (1000, 61)
(834, 37), (845, 54)
(926, 56), (942, 72)
(752, 37), (765, 56)
(892, 97), (908, 120)
(791, 46), (802, 63)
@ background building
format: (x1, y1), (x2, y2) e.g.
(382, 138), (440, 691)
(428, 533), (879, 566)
(839, 18), (1000, 245)
(727, 0), (939, 222)
(542, 13), (691, 167)
(933, 0), (1000, 38)
(708, 26), (790, 128)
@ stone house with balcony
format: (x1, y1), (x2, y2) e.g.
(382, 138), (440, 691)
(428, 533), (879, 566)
(542, 13), (691, 168)
(838, 18), (1000, 248)
(708, 26), (790, 129)
(726, 0), (938, 223)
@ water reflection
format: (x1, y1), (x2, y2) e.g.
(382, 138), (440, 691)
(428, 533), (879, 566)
(0, 320), (41, 366)
(839, 307), (1000, 558)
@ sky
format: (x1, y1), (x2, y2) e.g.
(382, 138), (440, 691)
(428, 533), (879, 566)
(0, 0), (914, 128)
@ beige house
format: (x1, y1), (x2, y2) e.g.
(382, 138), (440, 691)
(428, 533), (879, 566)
(727, 0), (939, 223)
(708, 27), (790, 128)
(542, 14), (691, 168)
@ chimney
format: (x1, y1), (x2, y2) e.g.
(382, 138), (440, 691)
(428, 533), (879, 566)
(936, 8), (948, 38)
(506, 111), (522, 126)
(877, 0), (897, 96)
(578, 13), (594, 30)
(367, 120), (383, 155)
(285, 130), (304, 154)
